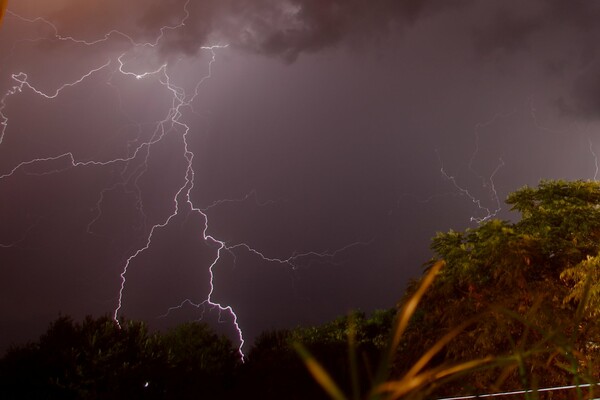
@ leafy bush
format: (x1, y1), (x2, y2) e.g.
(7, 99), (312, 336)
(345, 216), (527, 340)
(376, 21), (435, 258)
(298, 181), (600, 399)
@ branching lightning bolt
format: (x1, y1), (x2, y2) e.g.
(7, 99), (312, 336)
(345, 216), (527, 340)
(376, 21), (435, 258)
(200, 189), (278, 212)
(436, 148), (504, 224)
(397, 112), (510, 223)
(438, 100), (600, 223)
(1, 2), (372, 360)
(5, 0), (189, 49)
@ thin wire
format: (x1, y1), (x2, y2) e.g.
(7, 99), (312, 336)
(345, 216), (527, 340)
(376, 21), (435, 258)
(437, 382), (599, 400)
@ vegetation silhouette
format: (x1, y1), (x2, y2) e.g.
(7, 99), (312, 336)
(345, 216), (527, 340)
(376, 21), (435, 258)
(301, 180), (600, 399)
(1, 180), (599, 399)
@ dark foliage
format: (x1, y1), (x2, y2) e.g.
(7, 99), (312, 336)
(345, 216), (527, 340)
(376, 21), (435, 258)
(236, 309), (395, 399)
(0, 309), (394, 399)
(0, 316), (239, 399)
(397, 180), (600, 396)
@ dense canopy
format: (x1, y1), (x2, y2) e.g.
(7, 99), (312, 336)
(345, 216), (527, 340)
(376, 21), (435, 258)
(398, 180), (600, 395)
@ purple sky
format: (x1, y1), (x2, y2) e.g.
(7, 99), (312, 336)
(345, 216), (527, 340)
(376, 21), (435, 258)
(2, 0), (600, 354)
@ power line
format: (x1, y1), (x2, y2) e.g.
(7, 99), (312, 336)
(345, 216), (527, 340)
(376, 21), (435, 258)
(437, 382), (599, 400)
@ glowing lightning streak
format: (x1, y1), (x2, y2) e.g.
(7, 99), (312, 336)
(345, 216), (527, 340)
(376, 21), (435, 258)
(200, 189), (278, 212)
(468, 111), (514, 190)
(440, 100), (600, 224)
(110, 45), (253, 359)
(436, 149), (504, 224)
(5, 0), (190, 49)
(227, 240), (371, 270)
(157, 48), (248, 358)
(0, 61), (111, 146)
(0, 219), (39, 248)
(589, 137), (599, 181)
(433, 109), (521, 224)
(160, 239), (373, 318)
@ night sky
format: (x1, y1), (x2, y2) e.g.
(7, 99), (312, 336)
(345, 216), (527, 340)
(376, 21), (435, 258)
(2, 0), (600, 355)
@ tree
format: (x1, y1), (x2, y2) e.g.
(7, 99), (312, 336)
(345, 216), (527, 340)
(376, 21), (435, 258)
(159, 322), (239, 399)
(0, 315), (167, 399)
(0, 316), (238, 399)
(237, 309), (396, 400)
(396, 180), (600, 396)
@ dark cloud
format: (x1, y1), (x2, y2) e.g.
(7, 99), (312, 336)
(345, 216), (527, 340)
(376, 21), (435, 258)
(41, 0), (464, 61)
(558, 66), (600, 119)
(470, 0), (600, 119)
(218, 0), (454, 61)
(138, 0), (221, 56)
(33, 0), (600, 117)
(472, 9), (543, 57)
(473, 1), (600, 56)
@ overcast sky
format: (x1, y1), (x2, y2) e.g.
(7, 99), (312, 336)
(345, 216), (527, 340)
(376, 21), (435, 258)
(2, 0), (600, 354)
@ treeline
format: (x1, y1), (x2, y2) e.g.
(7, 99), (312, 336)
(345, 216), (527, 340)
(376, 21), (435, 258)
(0, 310), (395, 399)
(3, 180), (600, 399)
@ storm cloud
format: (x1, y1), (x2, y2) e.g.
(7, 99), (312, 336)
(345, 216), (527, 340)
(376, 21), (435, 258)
(11, 0), (599, 117)
(24, 0), (462, 61)
(471, 0), (600, 118)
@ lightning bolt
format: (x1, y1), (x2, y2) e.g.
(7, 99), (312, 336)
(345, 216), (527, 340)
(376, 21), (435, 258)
(1, 61), (111, 150)
(589, 137), (599, 181)
(200, 189), (278, 212)
(5, 0), (189, 49)
(436, 148), (504, 224)
(1, 2), (371, 360)
(0, 218), (39, 248)
(393, 110), (511, 224)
